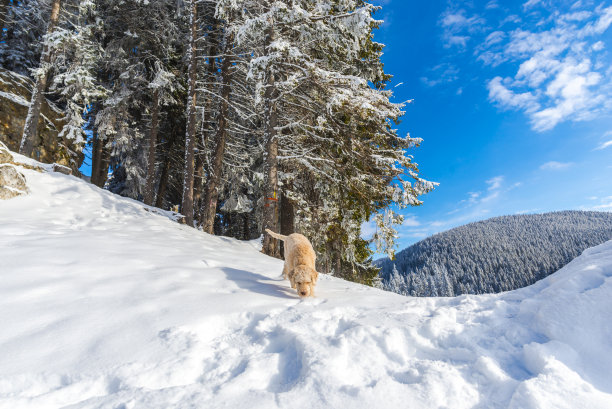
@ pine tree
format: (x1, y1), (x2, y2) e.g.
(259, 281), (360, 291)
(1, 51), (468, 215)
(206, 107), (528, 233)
(0, 0), (46, 75)
(50, 0), (107, 152)
(20, 0), (62, 157)
(181, 0), (198, 225)
(3, 0), (437, 287)
(201, 27), (235, 234)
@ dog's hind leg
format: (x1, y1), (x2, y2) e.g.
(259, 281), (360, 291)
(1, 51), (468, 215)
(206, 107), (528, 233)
(282, 262), (290, 280)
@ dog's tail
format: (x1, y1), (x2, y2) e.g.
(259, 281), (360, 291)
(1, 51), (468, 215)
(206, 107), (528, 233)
(265, 229), (288, 241)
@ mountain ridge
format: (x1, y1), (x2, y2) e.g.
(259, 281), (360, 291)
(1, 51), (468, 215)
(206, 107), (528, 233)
(378, 210), (612, 296)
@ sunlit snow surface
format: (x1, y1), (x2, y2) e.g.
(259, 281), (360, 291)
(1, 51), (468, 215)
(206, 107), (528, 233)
(1, 158), (611, 409)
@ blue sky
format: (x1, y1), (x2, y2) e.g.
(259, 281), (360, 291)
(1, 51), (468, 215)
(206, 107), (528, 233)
(364, 0), (612, 253)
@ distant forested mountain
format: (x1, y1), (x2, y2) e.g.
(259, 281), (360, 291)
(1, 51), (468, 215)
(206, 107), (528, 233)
(377, 211), (612, 297)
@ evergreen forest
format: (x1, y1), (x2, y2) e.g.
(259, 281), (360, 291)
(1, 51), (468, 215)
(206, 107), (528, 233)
(0, 0), (435, 284)
(378, 211), (612, 296)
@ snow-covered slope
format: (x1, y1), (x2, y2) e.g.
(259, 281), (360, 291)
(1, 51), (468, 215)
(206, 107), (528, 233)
(1, 160), (611, 409)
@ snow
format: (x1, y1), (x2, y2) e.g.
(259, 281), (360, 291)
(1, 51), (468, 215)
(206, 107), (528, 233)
(0, 90), (30, 107)
(0, 91), (57, 129)
(1, 157), (612, 408)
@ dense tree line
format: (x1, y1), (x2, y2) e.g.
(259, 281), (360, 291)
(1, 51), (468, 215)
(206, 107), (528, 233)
(1, 0), (435, 284)
(378, 211), (612, 296)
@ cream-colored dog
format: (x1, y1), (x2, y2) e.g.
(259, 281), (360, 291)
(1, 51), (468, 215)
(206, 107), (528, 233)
(265, 229), (319, 298)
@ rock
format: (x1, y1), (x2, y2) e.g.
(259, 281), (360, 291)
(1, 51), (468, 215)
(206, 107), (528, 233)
(52, 163), (72, 175)
(0, 68), (83, 174)
(0, 164), (27, 200)
(0, 141), (12, 164)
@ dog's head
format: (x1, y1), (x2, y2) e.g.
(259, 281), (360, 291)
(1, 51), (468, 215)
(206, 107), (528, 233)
(293, 265), (319, 298)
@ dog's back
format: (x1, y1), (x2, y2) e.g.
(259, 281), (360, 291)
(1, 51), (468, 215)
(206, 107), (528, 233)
(284, 233), (316, 267)
(265, 229), (316, 269)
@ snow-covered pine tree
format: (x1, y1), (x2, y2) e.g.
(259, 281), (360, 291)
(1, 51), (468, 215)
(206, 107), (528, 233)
(19, 0), (62, 157)
(180, 0), (199, 225)
(93, 0), (185, 198)
(144, 62), (180, 205)
(0, 0), (46, 75)
(50, 0), (107, 157)
(200, 23), (236, 234)
(3, 0), (434, 287)
(216, 0), (434, 277)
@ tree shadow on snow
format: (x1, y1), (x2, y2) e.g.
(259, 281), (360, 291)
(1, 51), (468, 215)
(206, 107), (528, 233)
(222, 267), (297, 299)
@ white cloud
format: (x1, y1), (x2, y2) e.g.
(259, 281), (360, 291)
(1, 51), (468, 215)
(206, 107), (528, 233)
(501, 15), (521, 26)
(540, 161), (574, 170)
(596, 132), (612, 150)
(455, 176), (509, 210)
(403, 215), (421, 227)
(468, 191), (481, 202)
(523, 0), (543, 10)
(583, 5), (612, 36)
(421, 63), (460, 87)
(515, 208), (541, 214)
(483, 30), (506, 48)
(571, 1), (584, 10)
(478, 4), (612, 131)
(596, 140), (612, 150)
(561, 11), (592, 22)
(592, 196), (612, 210)
(401, 176), (524, 242)
(440, 9), (486, 49)
(486, 176), (504, 191)
(488, 77), (540, 112)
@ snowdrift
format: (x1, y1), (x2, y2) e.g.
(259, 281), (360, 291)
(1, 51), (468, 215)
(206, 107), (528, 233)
(1, 157), (611, 409)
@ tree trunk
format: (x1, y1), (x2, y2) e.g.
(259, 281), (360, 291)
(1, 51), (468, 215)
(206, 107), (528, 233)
(181, 0), (198, 226)
(19, 0), (61, 157)
(193, 138), (206, 220)
(279, 191), (295, 258)
(144, 89), (160, 205)
(261, 22), (280, 257)
(194, 39), (218, 223)
(155, 151), (172, 208)
(155, 124), (179, 208)
(201, 34), (234, 234)
(155, 156), (171, 209)
(96, 142), (111, 188)
(88, 102), (101, 185)
(243, 213), (250, 240)
(91, 134), (101, 186)
(90, 105), (110, 190)
(261, 99), (279, 256)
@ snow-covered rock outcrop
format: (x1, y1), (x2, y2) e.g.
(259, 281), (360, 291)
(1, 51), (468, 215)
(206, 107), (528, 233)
(0, 158), (611, 409)
(0, 68), (83, 173)
(0, 164), (27, 200)
(0, 142), (27, 200)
